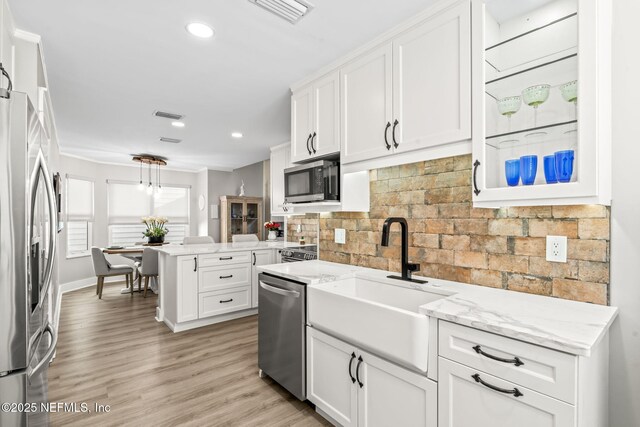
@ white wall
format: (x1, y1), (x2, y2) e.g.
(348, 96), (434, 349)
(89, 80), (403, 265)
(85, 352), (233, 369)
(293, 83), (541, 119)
(609, 0), (640, 425)
(57, 154), (200, 285)
(196, 168), (208, 236)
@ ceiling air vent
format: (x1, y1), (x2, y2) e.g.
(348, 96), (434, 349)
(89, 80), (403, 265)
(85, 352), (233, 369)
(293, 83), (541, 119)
(153, 110), (184, 121)
(249, 0), (314, 24)
(159, 137), (182, 144)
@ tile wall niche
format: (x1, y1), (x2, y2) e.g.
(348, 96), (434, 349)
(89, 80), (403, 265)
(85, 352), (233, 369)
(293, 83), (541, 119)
(319, 154), (611, 305)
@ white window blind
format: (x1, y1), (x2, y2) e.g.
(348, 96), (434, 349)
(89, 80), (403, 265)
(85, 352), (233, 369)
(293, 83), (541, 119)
(66, 176), (94, 221)
(106, 181), (190, 246)
(67, 221), (92, 257)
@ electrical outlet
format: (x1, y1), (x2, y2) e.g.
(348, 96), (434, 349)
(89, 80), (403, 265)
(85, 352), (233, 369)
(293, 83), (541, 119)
(546, 235), (568, 263)
(335, 228), (346, 244)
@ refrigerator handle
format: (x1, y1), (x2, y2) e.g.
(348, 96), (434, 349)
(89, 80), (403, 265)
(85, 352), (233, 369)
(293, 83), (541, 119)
(29, 150), (57, 308)
(27, 322), (57, 382)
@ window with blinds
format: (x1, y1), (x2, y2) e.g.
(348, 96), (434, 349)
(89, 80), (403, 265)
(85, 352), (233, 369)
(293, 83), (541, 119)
(107, 181), (190, 246)
(66, 176), (95, 258)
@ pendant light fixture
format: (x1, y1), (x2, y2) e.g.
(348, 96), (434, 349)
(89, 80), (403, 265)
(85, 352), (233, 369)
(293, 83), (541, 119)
(132, 155), (168, 195)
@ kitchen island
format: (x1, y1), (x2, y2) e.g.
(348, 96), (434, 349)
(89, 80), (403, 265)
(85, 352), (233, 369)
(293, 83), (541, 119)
(154, 241), (305, 332)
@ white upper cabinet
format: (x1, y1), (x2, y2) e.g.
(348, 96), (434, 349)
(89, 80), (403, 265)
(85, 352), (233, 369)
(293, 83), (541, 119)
(341, 1), (471, 165)
(341, 43), (394, 165)
(393, 1), (471, 154)
(291, 71), (340, 163)
(471, 0), (611, 207)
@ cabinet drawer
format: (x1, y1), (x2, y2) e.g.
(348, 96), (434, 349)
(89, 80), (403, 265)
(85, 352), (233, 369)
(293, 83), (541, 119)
(438, 357), (575, 427)
(199, 287), (251, 318)
(199, 264), (250, 293)
(438, 321), (577, 404)
(198, 251), (251, 267)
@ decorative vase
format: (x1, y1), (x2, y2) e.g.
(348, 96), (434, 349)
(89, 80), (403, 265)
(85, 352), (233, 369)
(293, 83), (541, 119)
(148, 235), (165, 244)
(268, 230), (277, 241)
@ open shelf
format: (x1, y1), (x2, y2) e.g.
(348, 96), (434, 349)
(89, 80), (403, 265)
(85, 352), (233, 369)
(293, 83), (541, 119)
(485, 13), (577, 76)
(486, 120), (577, 149)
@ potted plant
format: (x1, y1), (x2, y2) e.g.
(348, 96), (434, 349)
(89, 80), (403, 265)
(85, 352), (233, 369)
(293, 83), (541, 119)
(264, 221), (280, 241)
(142, 216), (169, 244)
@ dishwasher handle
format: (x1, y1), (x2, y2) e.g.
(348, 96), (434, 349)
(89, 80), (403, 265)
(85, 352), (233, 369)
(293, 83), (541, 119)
(260, 281), (300, 298)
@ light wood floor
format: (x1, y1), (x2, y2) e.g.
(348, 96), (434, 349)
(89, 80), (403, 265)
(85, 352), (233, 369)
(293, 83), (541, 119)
(49, 282), (331, 427)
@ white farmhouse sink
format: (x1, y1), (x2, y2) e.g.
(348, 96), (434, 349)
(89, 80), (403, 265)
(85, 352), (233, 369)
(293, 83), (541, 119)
(307, 275), (453, 373)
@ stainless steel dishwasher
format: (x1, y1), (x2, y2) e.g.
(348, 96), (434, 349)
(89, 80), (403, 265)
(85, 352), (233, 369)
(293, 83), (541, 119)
(258, 272), (307, 400)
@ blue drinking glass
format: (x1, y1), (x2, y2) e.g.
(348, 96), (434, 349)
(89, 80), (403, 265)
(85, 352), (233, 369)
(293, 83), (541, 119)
(520, 155), (538, 185)
(555, 150), (575, 183)
(505, 159), (520, 186)
(543, 155), (558, 184)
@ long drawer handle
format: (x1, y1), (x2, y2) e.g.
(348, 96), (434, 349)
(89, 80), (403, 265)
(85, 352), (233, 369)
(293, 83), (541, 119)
(356, 355), (364, 388)
(472, 373), (523, 397)
(220, 256), (233, 260)
(348, 352), (356, 384)
(219, 298), (234, 303)
(472, 345), (524, 366)
(219, 275), (234, 279)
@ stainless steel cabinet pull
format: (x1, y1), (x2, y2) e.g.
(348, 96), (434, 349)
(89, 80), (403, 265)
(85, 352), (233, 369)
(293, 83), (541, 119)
(472, 345), (524, 366)
(259, 281), (300, 298)
(219, 275), (233, 279)
(472, 373), (523, 397)
(219, 299), (233, 303)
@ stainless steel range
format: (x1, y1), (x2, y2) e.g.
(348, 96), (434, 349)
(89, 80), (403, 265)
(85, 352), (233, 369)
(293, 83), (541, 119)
(280, 246), (317, 263)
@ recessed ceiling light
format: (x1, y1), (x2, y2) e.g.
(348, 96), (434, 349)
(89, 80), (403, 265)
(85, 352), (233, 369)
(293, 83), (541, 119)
(186, 22), (215, 39)
(171, 121), (185, 128)
(231, 132), (243, 139)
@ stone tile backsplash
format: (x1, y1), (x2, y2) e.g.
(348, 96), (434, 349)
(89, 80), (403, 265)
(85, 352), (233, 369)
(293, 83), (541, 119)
(319, 154), (611, 305)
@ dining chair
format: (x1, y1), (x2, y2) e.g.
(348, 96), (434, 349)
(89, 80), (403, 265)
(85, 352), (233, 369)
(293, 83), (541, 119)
(183, 236), (215, 245)
(137, 248), (159, 298)
(91, 247), (134, 299)
(232, 234), (259, 243)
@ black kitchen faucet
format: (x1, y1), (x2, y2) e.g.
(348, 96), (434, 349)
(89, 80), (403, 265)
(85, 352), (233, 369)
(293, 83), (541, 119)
(380, 217), (427, 284)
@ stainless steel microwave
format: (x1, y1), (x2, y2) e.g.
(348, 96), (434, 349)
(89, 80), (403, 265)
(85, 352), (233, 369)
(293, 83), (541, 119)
(284, 160), (339, 203)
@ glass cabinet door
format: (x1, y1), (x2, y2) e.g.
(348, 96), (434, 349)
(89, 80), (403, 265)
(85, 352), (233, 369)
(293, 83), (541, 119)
(245, 202), (259, 236)
(230, 202), (244, 238)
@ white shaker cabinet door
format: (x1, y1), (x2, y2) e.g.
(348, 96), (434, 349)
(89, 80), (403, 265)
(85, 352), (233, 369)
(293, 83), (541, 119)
(291, 85), (314, 164)
(312, 70), (341, 158)
(176, 255), (199, 322)
(393, 1), (471, 154)
(438, 358), (575, 427)
(270, 144), (290, 216)
(307, 327), (358, 427)
(358, 350), (437, 427)
(341, 42), (394, 164)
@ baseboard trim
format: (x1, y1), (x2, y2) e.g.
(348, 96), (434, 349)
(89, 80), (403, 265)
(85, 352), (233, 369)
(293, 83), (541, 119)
(166, 309), (259, 333)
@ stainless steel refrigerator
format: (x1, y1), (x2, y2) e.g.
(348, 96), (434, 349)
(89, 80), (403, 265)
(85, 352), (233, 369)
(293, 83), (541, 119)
(0, 90), (58, 426)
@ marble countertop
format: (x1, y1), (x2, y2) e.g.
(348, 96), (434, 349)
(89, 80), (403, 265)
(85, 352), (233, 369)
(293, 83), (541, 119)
(154, 241), (310, 256)
(258, 260), (618, 356)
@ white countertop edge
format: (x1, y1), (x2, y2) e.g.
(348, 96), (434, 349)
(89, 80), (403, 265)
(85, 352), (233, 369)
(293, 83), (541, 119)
(258, 260), (619, 357)
(154, 242), (312, 256)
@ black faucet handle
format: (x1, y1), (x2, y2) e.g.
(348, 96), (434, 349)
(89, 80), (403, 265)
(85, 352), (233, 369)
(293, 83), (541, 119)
(407, 263), (420, 272)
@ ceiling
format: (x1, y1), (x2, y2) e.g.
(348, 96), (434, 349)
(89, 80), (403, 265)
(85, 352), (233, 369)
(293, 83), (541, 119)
(8, 0), (436, 171)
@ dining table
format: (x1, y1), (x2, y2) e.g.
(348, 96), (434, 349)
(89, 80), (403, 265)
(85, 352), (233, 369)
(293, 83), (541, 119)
(102, 244), (168, 294)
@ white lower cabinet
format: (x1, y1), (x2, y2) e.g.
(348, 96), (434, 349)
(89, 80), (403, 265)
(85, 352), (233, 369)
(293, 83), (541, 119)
(307, 327), (437, 427)
(438, 358), (575, 427)
(176, 255), (199, 322)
